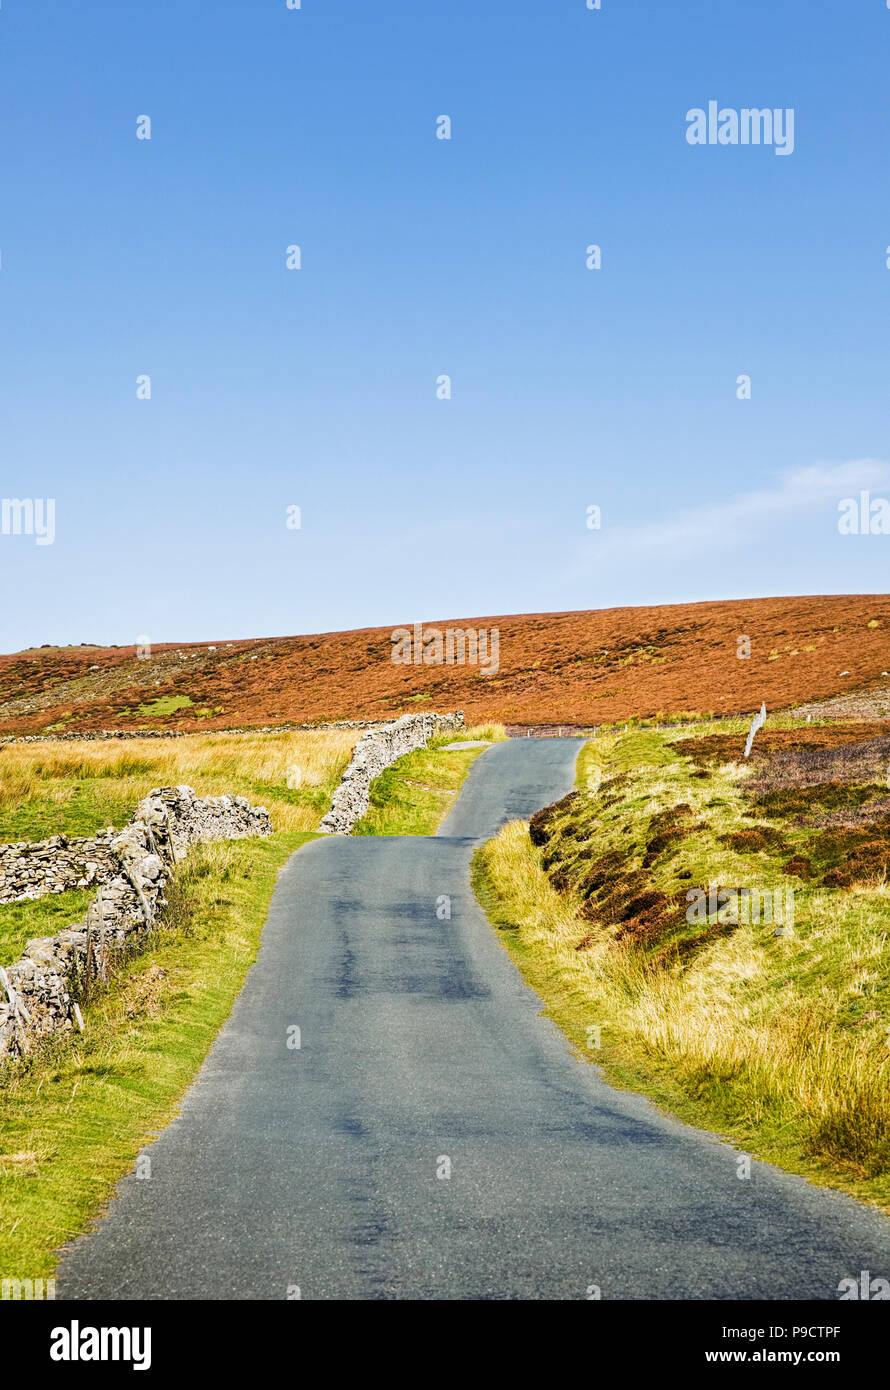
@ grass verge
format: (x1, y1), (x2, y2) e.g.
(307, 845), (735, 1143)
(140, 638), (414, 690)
(472, 721), (890, 1212)
(0, 831), (308, 1278)
(353, 723), (506, 836)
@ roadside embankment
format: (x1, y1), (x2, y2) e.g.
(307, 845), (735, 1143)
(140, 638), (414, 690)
(474, 721), (890, 1209)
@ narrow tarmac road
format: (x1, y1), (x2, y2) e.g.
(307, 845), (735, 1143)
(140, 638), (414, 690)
(58, 739), (890, 1300)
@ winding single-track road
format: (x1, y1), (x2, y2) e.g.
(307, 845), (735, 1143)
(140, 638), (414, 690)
(58, 738), (890, 1300)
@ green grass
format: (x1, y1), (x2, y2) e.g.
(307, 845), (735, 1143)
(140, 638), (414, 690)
(123, 695), (194, 719)
(473, 720), (890, 1210)
(0, 831), (309, 1279)
(0, 889), (95, 970)
(0, 779), (142, 843)
(353, 724), (506, 836)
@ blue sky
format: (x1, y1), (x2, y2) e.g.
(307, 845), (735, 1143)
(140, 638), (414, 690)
(2, 0), (889, 652)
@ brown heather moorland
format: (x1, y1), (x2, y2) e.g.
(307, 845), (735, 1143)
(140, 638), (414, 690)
(3, 594), (890, 734)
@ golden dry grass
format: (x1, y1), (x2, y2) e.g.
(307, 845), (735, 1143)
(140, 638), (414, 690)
(0, 729), (360, 840)
(474, 728), (890, 1204)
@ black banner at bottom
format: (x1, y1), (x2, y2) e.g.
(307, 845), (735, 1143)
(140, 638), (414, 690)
(1, 1297), (885, 1375)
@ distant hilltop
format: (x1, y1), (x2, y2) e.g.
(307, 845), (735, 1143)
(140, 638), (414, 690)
(1, 594), (889, 735)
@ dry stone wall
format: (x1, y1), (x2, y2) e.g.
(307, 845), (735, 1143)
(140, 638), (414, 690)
(0, 786), (271, 1061)
(0, 787), (274, 906)
(319, 710), (465, 835)
(0, 719), (391, 747)
(0, 832), (119, 904)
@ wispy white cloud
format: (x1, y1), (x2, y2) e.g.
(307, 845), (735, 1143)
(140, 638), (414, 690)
(574, 459), (890, 572)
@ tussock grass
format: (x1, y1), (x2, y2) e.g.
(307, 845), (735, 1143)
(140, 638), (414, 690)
(0, 728), (359, 974)
(0, 729), (359, 842)
(474, 721), (890, 1208)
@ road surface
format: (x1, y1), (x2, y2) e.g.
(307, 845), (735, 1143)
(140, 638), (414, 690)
(58, 738), (890, 1300)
